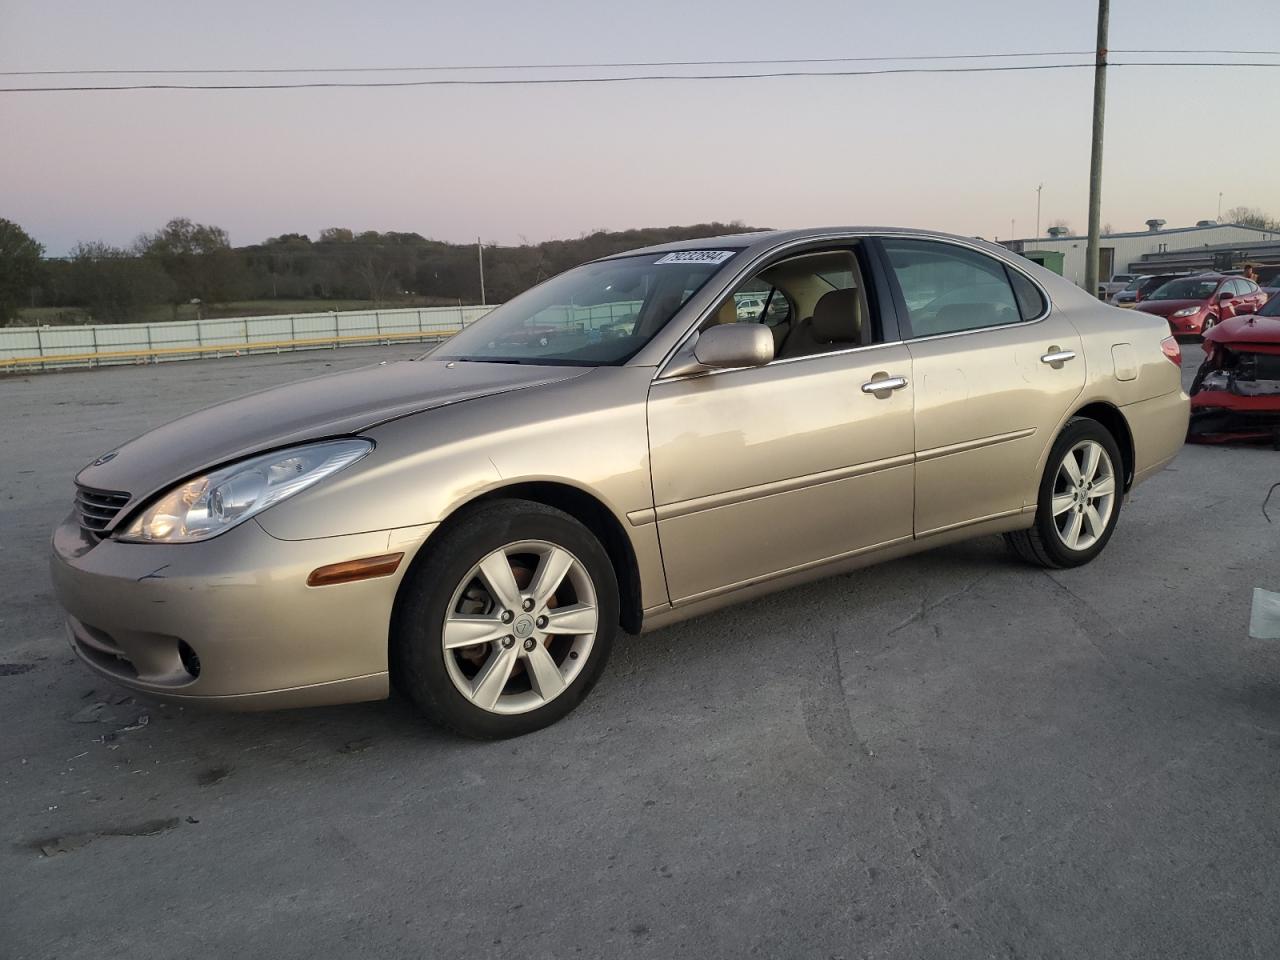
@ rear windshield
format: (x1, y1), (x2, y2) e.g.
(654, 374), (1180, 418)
(1148, 278), (1220, 300)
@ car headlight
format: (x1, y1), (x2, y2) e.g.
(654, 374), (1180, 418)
(1171, 306), (1201, 318)
(119, 439), (372, 543)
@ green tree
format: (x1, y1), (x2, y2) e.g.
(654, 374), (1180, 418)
(67, 242), (174, 322)
(136, 217), (247, 307)
(0, 218), (44, 322)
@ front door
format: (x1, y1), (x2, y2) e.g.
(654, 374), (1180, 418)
(646, 246), (915, 604)
(876, 237), (1086, 537)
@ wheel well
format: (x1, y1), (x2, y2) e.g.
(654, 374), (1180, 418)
(447, 482), (644, 634)
(1072, 402), (1135, 490)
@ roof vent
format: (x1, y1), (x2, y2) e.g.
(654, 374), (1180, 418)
(1196, 219), (1217, 227)
(1046, 226), (1069, 238)
(1146, 218), (1166, 232)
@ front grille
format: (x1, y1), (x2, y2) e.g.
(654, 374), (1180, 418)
(75, 484), (131, 537)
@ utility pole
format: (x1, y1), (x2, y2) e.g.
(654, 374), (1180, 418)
(477, 236), (486, 306)
(1035, 183), (1044, 238)
(1084, 0), (1110, 298)
(1217, 192), (1223, 220)
(1011, 218), (1016, 240)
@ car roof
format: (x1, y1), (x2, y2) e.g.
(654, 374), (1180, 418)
(595, 226), (1005, 262)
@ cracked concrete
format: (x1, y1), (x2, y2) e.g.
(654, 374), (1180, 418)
(1, 345), (1279, 959)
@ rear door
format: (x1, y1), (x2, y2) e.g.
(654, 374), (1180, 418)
(874, 237), (1085, 536)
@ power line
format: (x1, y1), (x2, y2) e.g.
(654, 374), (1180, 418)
(3, 60), (1279, 93)
(1, 48), (1277, 77)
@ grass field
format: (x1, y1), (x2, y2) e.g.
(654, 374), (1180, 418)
(14, 296), (469, 327)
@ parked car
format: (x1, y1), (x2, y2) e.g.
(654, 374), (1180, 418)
(1099, 272), (1139, 299)
(1259, 265), (1280, 299)
(1112, 272), (1191, 308)
(1188, 297), (1280, 445)
(1109, 276), (1148, 308)
(51, 228), (1189, 738)
(1134, 273), (1268, 335)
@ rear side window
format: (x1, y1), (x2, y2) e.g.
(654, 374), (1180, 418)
(881, 239), (1025, 337)
(1005, 267), (1046, 320)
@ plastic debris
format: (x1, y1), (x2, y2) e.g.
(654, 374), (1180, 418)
(1249, 588), (1280, 640)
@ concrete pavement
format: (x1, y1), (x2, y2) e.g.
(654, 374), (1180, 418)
(2, 344), (1278, 959)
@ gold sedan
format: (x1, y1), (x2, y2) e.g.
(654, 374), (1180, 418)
(50, 229), (1189, 737)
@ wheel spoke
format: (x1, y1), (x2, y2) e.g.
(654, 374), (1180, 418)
(1091, 475), (1116, 498)
(1061, 453), (1083, 486)
(1080, 442), (1101, 483)
(524, 643), (566, 701)
(542, 603), (598, 636)
(469, 644), (519, 710)
(1084, 504), (1105, 540)
(1051, 492), (1076, 517)
(528, 546), (574, 608)
(1062, 510), (1084, 549)
(477, 551), (522, 613)
(443, 615), (507, 650)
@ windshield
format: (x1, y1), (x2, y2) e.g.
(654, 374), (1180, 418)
(1148, 277), (1220, 300)
(436, 251), (737, 365)
(1122, 278), (1143, 292)
(1259, 295), (1280, 317)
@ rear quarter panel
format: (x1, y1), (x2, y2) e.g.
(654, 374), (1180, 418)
(1058, 300), (1188, 483)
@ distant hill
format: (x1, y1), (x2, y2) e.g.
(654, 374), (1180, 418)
(25, 220), (768, 324)
(240, 221), (768, 305)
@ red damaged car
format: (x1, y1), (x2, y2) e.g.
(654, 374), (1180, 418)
(1187, 297), (1280, 445)
(1135, 273), (1268, 336)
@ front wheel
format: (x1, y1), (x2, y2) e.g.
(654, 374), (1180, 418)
(1004, 419), (1123, 569)
(392, 499), (619, 738)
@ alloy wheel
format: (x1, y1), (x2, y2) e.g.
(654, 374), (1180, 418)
(1051, 440), (1116, 552)
(441, 540), (598, 715)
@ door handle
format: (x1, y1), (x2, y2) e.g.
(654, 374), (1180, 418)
(1040, 349), (1076, 365)
(861, 374), (909, 395)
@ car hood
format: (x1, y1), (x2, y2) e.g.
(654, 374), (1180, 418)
(1204, 314), (1280, 353)
(75, 358), (591, 500)
(1135, 299), (1202, 317)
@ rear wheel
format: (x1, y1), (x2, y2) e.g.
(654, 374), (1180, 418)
(392, 499), (618, 738)
(1005, 418), (1123, 569)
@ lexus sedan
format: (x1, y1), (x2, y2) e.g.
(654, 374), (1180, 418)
(51, 228), (1189, 738)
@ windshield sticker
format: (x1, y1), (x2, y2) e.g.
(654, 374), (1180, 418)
(654, 250), (736, 265)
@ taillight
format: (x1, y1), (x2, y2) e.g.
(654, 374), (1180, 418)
(1160, 336), (1181, 366)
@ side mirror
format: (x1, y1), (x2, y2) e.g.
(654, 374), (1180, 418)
(1218, 291), (1234, 301)
(693, 323), (775, 369)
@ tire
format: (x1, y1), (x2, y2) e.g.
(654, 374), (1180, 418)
(392, 499), (619, 739)
(1201, 314), (1216, 335)
(1004, 418), (1124, 569)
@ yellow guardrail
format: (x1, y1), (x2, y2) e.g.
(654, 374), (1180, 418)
(0, 328), (459, 371)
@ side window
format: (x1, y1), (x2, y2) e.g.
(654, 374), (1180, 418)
(702, 248), (874, 360)
(730, 278), (791, 327)
(1006, 267), (1047, 321)
(882, 239), (1023, 337)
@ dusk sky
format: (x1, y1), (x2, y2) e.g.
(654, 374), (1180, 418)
(4, 0), (1279, 254)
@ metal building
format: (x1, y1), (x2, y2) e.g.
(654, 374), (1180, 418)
(1004, 222), (1278, 291)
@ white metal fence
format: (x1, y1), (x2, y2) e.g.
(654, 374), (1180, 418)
(0, 304), (497, 373)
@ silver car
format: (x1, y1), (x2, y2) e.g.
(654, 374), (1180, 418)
(51, 228), (1189, 737)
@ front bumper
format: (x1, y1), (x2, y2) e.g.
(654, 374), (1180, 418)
(49, 515), (434, 710)
(1188, 392), (1280, 443)
(1165, 313), (1205, 335)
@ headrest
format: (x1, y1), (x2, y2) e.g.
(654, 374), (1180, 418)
(811, 288), (861, 343)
